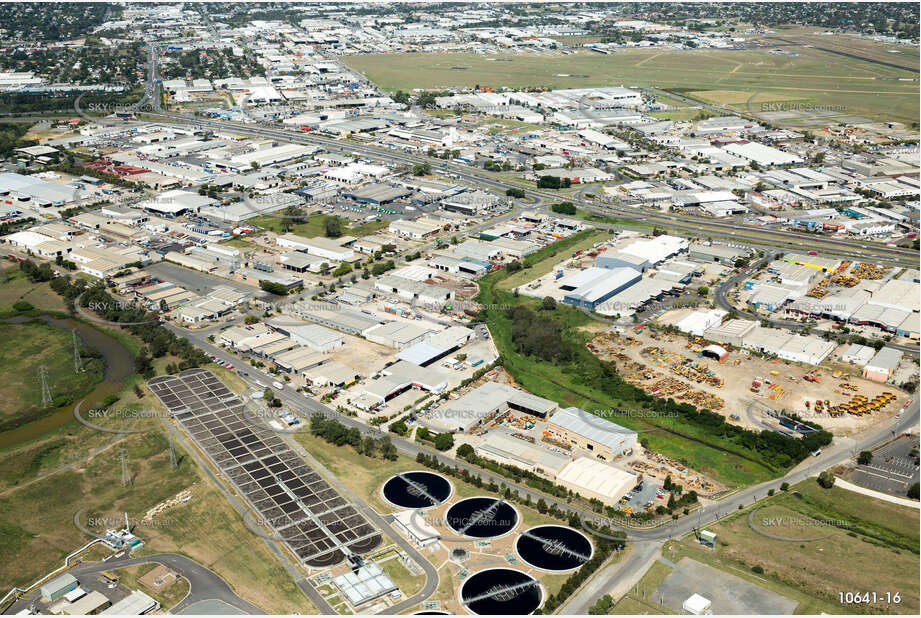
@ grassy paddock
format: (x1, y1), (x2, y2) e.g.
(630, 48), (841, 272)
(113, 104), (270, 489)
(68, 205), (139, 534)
(342, 45), (918, 124)
(655, 479), (919, 614)
(249, 213), (389, 238)
(0, 267), (67, 315)
(0, 321), (104, 430)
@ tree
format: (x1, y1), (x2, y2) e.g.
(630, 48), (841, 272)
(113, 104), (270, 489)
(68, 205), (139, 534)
(324, 216), (344, 238)
(550, 201), (576, 215)
(857, 450), (873, 465)
(361, 436), (377, 458)
(332, 262), (352, 277)
(538, 175), (570, 189)
(536, 498), (548, 514)
(389, 420), (408, 436)
(456, 443), (475, 459)
(506, 188), (525, 198)
(908, 483), (919, 500)
(697, 286), (709, 297)
(380, 436), (398, 461)
(434, 432), (454, 451)
(588, 594), (613, 615)
(412, 163), (431, 176)
(780, 482), (789, 491)
(541, 296), (556, 311)
(259, 280), (288, 295)
(817, 470), (836, 489)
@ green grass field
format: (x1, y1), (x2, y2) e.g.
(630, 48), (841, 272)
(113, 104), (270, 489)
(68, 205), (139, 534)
(0, 321), (104, 431)
(0, 266), (67, 316)
(653, 479), (920, 614)
(342, 37), (919, 124)
(248, 213), (389, 238)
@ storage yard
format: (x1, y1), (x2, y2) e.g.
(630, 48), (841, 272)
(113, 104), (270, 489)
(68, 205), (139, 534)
(585, 326), (909, 436)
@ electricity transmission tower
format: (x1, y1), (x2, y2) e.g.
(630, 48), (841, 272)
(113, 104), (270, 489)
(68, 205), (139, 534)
(169, 433), (178, 469)
(72, 330), (84, 373)
(39, 365), (53, 407)
(120, 449), (131, 487)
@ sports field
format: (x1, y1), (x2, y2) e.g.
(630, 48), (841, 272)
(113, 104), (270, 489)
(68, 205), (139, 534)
(342, 32), (918, 125)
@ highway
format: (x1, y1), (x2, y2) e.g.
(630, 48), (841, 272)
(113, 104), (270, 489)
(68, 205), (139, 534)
(145, 111), (919, 268)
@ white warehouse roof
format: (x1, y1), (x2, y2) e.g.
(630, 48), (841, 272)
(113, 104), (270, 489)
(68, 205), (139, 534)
(723, 141), (803, 166)
(556, 457), (636, 502)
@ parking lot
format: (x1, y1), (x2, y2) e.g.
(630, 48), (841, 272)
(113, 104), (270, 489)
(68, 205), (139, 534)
(655, 557), (797, 614)
(850, 435), (920, 497)
(620, 480), (665, 513)
(145, 260), (254, 296)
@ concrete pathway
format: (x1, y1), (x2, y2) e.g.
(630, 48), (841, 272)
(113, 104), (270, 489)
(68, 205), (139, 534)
(834, 478), (920, 509)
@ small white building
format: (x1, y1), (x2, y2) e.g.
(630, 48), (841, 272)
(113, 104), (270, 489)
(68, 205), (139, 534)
(683, 593), (712, 615)
(393, 510), (441, 547)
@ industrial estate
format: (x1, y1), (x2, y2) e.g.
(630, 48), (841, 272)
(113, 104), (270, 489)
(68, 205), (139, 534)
(0, 2), (918, 617)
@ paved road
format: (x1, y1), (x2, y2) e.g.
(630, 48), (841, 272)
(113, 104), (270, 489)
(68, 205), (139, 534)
(68, 553), (263, 614)
(714, 256), (919, 354)
(834, 477), (920, 509)
(558, 540), (664, 614)
(149, 112), (918, 267)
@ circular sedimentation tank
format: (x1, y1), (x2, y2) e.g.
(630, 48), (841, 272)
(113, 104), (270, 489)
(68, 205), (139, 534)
(382, 471), (453, 509)
(460, 568), (542, 615)
(515, 524), (593, 571)
(445, 496), (518, 538)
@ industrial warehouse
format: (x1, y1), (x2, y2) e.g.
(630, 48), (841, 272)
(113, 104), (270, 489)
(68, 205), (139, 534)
(0, 3), (918, 616)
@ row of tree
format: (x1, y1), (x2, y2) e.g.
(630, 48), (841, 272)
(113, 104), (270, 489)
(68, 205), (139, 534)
(309, 414), (397, 461)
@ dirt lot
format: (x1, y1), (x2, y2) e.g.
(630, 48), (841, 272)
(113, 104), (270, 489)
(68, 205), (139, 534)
(586, 324), (907, 437)
(331, 332), (396, 377)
